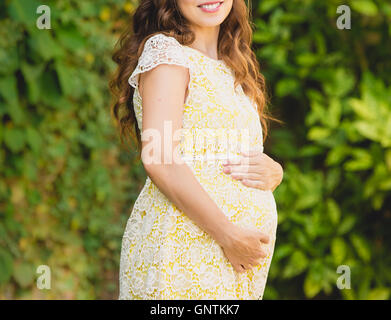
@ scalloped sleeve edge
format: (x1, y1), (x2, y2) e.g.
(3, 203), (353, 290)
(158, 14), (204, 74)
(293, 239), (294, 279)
(128, 35), (189, 89)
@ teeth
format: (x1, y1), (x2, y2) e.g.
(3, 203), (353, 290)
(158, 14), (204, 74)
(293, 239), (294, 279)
(200, 2), (220, 9)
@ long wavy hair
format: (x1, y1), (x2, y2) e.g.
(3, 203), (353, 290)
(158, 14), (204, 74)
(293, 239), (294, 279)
(110, 0), (281, 153)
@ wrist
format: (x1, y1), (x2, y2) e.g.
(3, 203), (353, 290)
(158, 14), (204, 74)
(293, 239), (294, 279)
(211, 218), (236, 248)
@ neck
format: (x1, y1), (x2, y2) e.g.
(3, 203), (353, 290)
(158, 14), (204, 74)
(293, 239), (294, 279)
(189, 26), (220, 60)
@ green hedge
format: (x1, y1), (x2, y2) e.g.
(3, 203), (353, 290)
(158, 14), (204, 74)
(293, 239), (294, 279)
(253, 0), (391, 299)
(0, 0), (390, 299)
(0, 0), (143, 299)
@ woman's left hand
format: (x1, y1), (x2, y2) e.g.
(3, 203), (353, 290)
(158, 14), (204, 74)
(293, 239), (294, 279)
(222, 149), (283, 192)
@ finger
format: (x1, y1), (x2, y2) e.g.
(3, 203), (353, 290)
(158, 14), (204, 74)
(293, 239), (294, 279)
(229, 165), (251, 173)
(222, 157), (241, 166)
(224, 165), (259, 175)
(224, 156), (261, 166)
(258, 249), (267, 259)
(234, 264), (243, 273)
(229, 165), (256, 174)
(244, 263), (253, 270)
(252, 257), (264, 265)
(230, 172), (262, 181)
(230, 165), (264, 174)
(241, 179), (268, 190)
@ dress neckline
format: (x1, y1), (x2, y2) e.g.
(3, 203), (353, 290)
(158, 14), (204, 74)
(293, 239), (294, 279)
(182, 45), (224, 64)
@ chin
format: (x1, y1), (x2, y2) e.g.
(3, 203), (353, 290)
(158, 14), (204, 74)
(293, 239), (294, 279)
(195, 17), (226, 28)
(180, 0), (232, 29)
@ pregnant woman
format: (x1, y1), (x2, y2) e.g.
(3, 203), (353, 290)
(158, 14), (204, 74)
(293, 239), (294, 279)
(111, 0), (284, 299)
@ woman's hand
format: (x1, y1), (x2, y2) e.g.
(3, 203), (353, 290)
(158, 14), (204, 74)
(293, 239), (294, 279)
(222, 149), (283, 192)
(219, 224), (270, 273)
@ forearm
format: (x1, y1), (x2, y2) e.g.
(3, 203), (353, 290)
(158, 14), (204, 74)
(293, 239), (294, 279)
(144, 161), (233, 247)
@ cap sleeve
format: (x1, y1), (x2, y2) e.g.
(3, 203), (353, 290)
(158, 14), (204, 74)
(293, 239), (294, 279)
(128, 33), (189, 89)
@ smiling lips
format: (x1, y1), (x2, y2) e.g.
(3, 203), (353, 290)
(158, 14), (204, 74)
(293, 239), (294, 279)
(198, 1), (223, 13)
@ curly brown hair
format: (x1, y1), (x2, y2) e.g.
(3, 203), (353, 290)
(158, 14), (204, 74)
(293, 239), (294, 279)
(109, 0), (280, 153)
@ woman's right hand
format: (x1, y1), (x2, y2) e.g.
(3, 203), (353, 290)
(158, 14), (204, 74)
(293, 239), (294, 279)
(219, 224), (270, 273)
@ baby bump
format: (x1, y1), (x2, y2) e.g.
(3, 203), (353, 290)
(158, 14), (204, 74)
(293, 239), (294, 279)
(188, 160), (278, 233)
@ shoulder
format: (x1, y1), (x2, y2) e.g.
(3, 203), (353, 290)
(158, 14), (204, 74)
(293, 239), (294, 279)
(144, 33), (183, 50)
(141, 33), (187, 65)
(129, 33), (189, 89)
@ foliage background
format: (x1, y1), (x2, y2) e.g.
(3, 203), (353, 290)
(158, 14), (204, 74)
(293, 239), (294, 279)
(0, 0), (390, 299)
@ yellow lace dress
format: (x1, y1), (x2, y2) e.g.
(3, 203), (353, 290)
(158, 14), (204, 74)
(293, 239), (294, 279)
(119, 33), (278, 300)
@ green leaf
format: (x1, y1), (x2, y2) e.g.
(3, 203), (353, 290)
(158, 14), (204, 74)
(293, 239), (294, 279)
(354, 121), (379, 141)
(344, 148), (373, 171)
(331, 237), (347, 265)
(324, 69), (355, 98)
(328, 98), (342, 128)
(385, 149), (391, 171)
(283, 251), (309, 278)
(379, 177), (391, 191)
(253, 31), (275, 43)
(0, 248), (13, 284)
(26, 127), (43, 153)
(276, 78), (299, 97)
(326, 145), (350, 166)
(349, 98), (375, 120)
(298, 145), (324, 157)
(337, 215), (356, 235)
(326, 198), (341, 225)
(295, 192), (320, 210)
(350, 234), (371, 262)
(28, 31), (64, 61)
(13, 263), (35, 287)
(55, 62), (84, 98)
(21, 63), (45, 104)
(0, 77), (26, 125)
(257, 0), (281, 14)
(0, 76), (18, 105)
(6, 103), (25, 126)
(55, 61), (75, 96)
(367, 288), (390, 300)
(304, 270), (322, 298)
(274, 244), (294, 261)
(296, 53), (319, 67)
(0, 46), (19, 74)
(8, 0), (40, 29)
(308, 127), (331, 141)
(39, 70), (62, 107)
(56, 24), (87, 52)
(325, 168), (341, 192)
(351, 1), (379, 16)
(4, 127), (25, 153)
